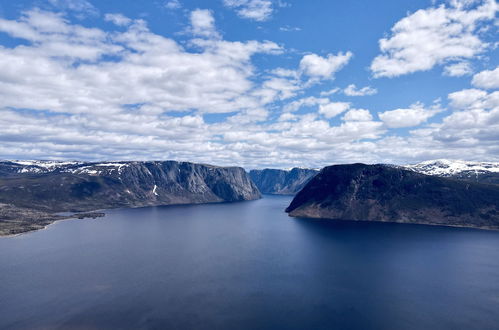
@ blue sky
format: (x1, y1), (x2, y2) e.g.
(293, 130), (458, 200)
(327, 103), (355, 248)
(0, 0), (497, 168)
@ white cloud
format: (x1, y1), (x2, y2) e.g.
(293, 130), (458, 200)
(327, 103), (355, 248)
(165, 0), (182, 10)
(342, 109), (373, 121)
(319, 88), (340, 96)
(378, 102), (442, 128)
(443, 61), (473, 76)
(371, 0), (497, 78)
(270, 68), (298, 78)
(278, 112), (298, 122)
(283, 97), (330, 112)
(104, 13), (132, 26)
(319, 102), (351, 119)
(189, 9), (220, 39)
(1, 7), (498, 168)
(256, 76), (301, 102)
(223, 0), (273, 21)
(299, 52), (352, 80)
(0, 9), (280, 116)
(329, 121), (385, 141)
(472, 66), (499, 89)
(448, 88), (488, 108)
(279, 25), (301, 32)
(48, 0), (98, 16)
(418, 88), (499, 155)
(343, 84), (377, 96)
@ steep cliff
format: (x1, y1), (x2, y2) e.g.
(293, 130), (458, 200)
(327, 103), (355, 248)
(249, 168), (318, 195)
(286, 164), (499, 230)
(0, 161), (261, 235)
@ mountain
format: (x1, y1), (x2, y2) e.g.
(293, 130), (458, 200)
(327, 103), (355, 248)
(0, 160), (261, 235)
(249, 168), (319, 195)
(404, 159), (499, 185)
(286, 164), (499, 230)
(0, 160), (85, 176)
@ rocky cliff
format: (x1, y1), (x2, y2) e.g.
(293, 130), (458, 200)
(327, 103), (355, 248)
(249, 168), (318, 195)
(0, 160), (261, 235)
(286, 164), (499, 230)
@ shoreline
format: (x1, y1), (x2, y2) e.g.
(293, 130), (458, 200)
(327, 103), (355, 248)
(0, 212), (106, 238)
(0, 197), (262, 237)
(288, 213), (499, 232)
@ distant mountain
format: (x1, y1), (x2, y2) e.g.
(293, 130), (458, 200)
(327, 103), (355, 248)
(286, 164), (499, 230)
(404, 159), (499, 185)
(249, 168), (319, 195)
(0, 160), (85, 176)
(0, 160), (261, 235)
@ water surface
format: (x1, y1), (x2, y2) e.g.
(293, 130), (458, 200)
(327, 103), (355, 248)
(1, 195), (499, 329)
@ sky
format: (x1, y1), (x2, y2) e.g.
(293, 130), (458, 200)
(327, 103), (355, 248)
(0, 0), (497, 168)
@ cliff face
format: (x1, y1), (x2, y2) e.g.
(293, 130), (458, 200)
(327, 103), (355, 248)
(0, 161), (261, 213)
(286, 164), (499, 230)
(249, 168), (318, 195)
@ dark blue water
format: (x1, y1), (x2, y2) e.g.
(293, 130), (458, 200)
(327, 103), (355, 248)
(1, 195), (499, 330)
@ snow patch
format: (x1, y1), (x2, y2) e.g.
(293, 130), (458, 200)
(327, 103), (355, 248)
(13, 160), (81, 168)
(405, 159), (499, 176)
(12, 160), (82, 173)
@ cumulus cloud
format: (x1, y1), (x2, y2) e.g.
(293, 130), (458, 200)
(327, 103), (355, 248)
(270, 68), (299, 78)
(343, 84), (377, 96)
(104, 13), (132, 26)
(165, 0), (182, 10)
(319, 88), (340, 96)
(419, 88), (499, 156)
(283, 97), (330, 112)
(448, 88), (489, 108)
(48, 0), (98, 16)
(342, 109), (373, 121)
(299, 52), (352, 80)
(189, 9), (220, 39)
(0, 8), (361, 168)
(448, 88), (499, 110)
(319, 102), (351, 119)
(472, 66), (499, 89)
(378, 102), (442, 128)
(0, 9), (284, 116)
(223, 0), (273, 21)
(371, 0), (497, 78)
(443, 61), (473, 76)
(1, 6), (498, 168)
(257, 76), (301, 102)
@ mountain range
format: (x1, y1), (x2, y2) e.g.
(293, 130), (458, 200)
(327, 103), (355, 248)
(2, 159), (499, 235)
(0, 160), (260, 235)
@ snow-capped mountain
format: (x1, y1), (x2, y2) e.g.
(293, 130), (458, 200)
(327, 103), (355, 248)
(0, 160), (131, 176)
(9, 160), (84, 173)
(405, 159), (499, 176)
(404, 159), (499, 185)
